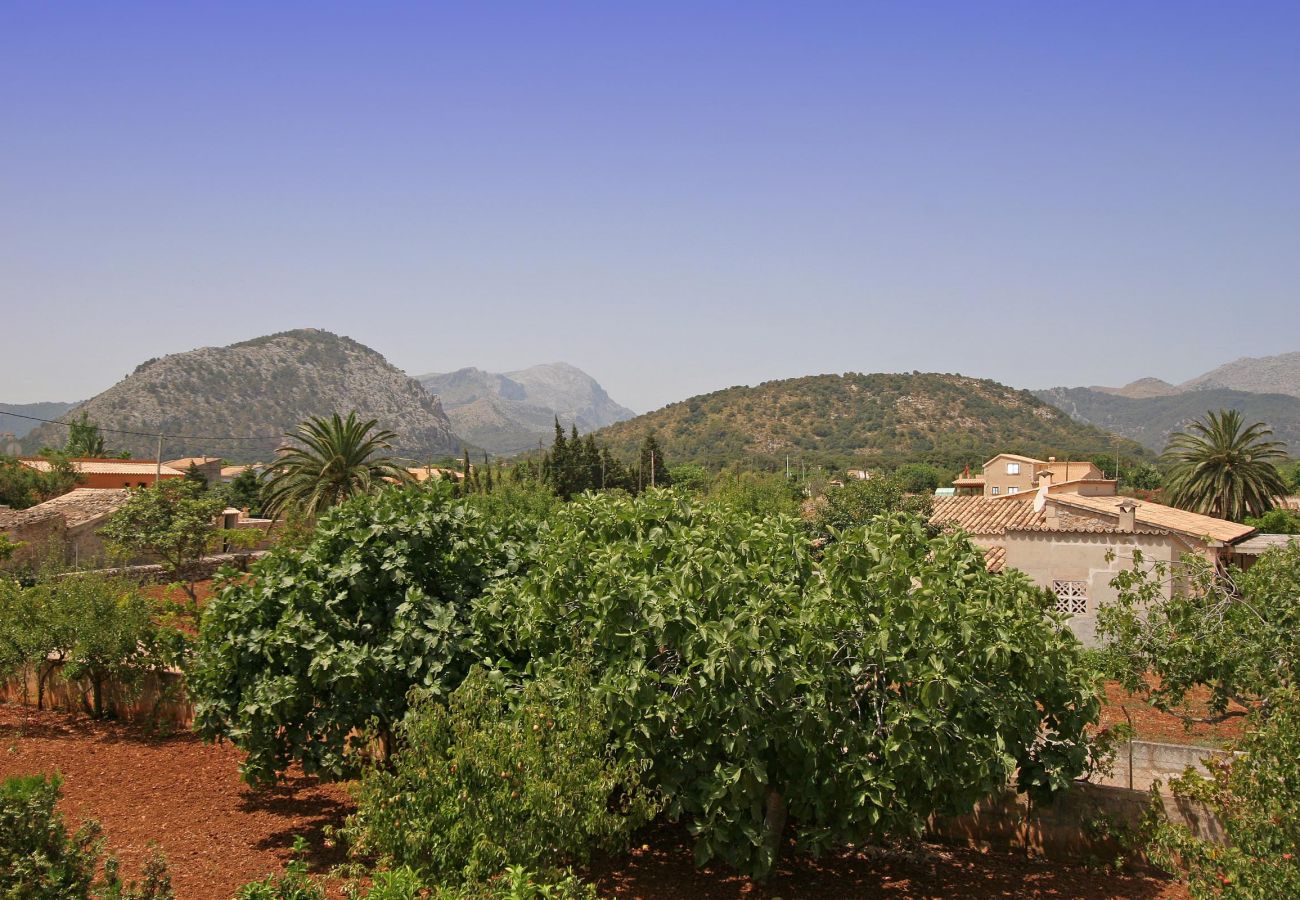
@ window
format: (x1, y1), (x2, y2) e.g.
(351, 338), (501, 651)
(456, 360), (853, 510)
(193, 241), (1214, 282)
(1006, 462), (1020, 475)
(991, 486), (1000, 495)
(1052, 580), (1088, 615)
(1007, 486), (1020, 495)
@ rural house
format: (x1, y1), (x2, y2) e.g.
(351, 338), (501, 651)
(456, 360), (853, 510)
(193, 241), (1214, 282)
(952, 453), (1114, 497)
(932, 481), (1255, 646)
(19, 456), (185, 490)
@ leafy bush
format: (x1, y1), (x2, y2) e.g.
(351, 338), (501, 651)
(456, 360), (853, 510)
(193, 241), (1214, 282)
(99, 480), (226, 603)
(890, 462), (948, 494)
(807, 474), (934, 542)
(1100, 543), (1300, 721)
(0, 574), (182, 718)
(1244, 507), (1300, 534)
(190, 482), (528, 785)
(1142, 692), (1300, 896)
(346, 666), (655, 884)
(478, 491), (1101, 877)
(0, 773), (173, 899)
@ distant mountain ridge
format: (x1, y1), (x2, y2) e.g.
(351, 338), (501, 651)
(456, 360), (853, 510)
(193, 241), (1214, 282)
(22, 329), (463, 462)
(1089, 351), (1300, 400)
(1035, 386), (1300, 454)
(1, 401), (78, 440)
(591, 372), (1148, 471)
(419, 363), (635, 455)
(1040, 350), (1300, 453)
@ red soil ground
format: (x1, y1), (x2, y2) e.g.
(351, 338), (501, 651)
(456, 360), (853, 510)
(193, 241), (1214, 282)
(1097, 681), (1249, 748)
(1, 702), (1189, 900)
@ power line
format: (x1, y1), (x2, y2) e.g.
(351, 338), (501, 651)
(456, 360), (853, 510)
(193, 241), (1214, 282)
(0, 408), (469, 462)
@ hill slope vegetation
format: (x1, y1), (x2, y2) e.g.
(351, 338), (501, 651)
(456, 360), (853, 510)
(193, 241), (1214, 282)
(1034, 386), (1300, 454)
(419, 363), (635, 455)
(23, 329), (463, 461)
(592, 372), (1147, 471)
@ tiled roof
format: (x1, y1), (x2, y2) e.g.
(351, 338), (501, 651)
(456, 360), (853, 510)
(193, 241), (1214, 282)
(0, 488), (131, 529)
(1049, 494), (1255, 544)
(983, 453), (1046, 466)
(983, 545), (1006, 573)
(1009, 524), (1170, 536)
(20, 458), (184, 477)
(931, 496), (1045, 535)
(1231, 534), (1300, 555)
(164, 456), (222, 468)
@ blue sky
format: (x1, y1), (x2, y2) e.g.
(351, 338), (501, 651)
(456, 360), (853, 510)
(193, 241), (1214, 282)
(3, 2), (1297, 413)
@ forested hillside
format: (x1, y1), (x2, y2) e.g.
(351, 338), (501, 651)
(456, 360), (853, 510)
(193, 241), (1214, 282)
(593, 372), (1147, 471)
(1035, 386), (1300, 454)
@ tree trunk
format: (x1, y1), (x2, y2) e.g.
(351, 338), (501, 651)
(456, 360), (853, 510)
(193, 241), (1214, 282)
(762, 786), (788, 868)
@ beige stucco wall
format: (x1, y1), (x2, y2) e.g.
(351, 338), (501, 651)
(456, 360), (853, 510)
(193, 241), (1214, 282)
(982, 455), (1039, 497)
(1002, 531), (1184, 647)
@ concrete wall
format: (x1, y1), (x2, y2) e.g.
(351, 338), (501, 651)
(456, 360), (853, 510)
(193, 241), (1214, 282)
(1002, 531), (1181, 646)
(1095, 740), (1234, 792)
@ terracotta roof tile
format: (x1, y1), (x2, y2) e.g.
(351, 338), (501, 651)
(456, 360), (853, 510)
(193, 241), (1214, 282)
(20, 458), (184, 477)
(0, 488), (131, 529)
(931, 496), (1045, 535)
(1048, 494), (1255, 544)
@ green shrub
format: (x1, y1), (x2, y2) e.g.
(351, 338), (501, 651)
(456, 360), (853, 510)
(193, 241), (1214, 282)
(478, 491), (1101, 877)
(0, 773), (173, 899)
(0, 575), (182, 718)
(1142, 692), (1300, 896)
(346, 666), (655, 885)
(190, 483), (528, 785)
(350, 866), (595, 900)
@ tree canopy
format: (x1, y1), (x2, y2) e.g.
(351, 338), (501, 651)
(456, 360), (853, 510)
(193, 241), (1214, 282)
(476, 491), (1101, 877)
(189, 482), (527, 785)
(262, 411), (412, 519)
(1162, 409), (1289, 521)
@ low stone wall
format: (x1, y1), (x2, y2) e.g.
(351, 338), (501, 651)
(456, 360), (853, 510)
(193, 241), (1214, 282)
(931, 780), (1224, 863)
(1, 662), (193, 729)
(1096, 739), (1234, 792)
(57, 551), (268, 585)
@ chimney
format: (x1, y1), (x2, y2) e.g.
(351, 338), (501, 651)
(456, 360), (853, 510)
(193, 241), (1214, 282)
(1117, 498), (1137, 532)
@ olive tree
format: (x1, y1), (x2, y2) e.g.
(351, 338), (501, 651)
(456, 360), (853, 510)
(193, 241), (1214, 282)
(476, 490), (1102, 877)
(189, 482), (526, 785)
(99, 480), (225, 603)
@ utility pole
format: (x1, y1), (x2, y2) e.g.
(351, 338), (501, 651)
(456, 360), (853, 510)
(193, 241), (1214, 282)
(650, 450), (656, 488)
(155, 433), (163, 485)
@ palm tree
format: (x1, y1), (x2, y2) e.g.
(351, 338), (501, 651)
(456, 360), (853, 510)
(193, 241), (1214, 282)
(263, 412), (412, 519)
(1162, 409), (1288, 521)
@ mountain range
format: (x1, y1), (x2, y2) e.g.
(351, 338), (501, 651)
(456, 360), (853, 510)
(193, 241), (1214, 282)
(592, 372), (1148, 472)
(418, 364), (636, 455)
(19, 330), (462, 462)
(1037, 351), (1300, 454)
(0, 401), (78, 441)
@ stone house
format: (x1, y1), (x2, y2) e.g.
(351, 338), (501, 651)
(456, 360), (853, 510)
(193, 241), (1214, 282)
(0, 488), (133, 569)
(952, 453), (1114, 498)
(932, 487), (1255, 646)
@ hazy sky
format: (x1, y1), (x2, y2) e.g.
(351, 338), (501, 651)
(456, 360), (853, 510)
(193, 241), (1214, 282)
(3, 3), (1298, 413)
